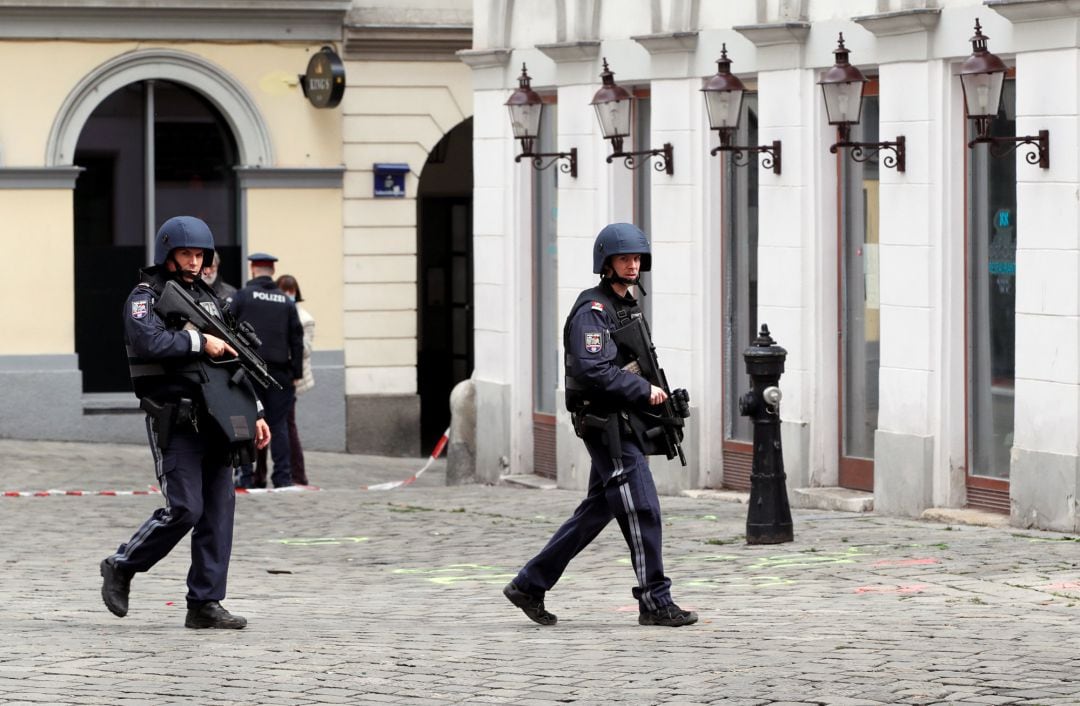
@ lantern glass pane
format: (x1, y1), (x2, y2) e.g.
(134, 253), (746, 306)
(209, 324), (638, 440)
(961, 71), (1006, 119)
(705, 89), (744, 130)
(594, 98), (631, 138)
(822, 80), (864, 125)
(507, 102), (542, 139)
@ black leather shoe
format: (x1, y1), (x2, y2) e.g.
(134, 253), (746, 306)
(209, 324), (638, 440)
(184, 601), (247, 629)
(503, 582), (557, 626)
(639, 603), (698, 627)
(100, 557), (131, 618)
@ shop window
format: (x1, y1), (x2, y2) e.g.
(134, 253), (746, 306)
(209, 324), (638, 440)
(967, 78), (1017, 489)
(838, 91), (881, 491)
(533, 98), (559, 478)
(721, 93), (759, 490)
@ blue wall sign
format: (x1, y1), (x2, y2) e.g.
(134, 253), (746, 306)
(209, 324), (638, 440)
(374, 163), (410, 198)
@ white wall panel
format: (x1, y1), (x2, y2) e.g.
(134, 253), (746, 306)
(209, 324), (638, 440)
(879, 304), (932, 372)
(1015, 249), (1080, 317)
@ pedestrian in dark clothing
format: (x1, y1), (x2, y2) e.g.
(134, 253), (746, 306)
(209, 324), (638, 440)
(277, 274), (315, 486)
(504, 223), (698, 628)
(230, 253), (303, 489)
(99, 216), (270, 629)
(202, 251), (237, 303)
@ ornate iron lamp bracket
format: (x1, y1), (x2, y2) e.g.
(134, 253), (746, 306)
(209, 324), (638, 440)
(968, 128), (1049, 169)
(515, 145), (578, 177)
(830, 127), (906, 172)
(711, 140), (782, 175)
(604, 139), (674, 176)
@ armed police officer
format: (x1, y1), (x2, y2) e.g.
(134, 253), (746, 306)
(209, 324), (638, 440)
(504, 222), (697, 628)
(230, 253), (303, 489)
(100, 216), (270, 629)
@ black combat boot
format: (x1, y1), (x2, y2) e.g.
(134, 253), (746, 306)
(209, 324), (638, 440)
(184, 601), (247, 629)
(503, 582), (557, 626)
(100, 557), (132, 618)
(638, 603), (698, 627)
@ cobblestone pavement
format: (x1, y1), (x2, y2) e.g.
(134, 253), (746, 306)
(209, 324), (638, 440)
(3, 439), (1080, 705)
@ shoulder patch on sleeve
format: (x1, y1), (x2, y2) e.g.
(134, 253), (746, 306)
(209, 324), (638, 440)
(584, 331), (602, 353)
(131, 298), (149, 320)
(590, 301), (605, 312)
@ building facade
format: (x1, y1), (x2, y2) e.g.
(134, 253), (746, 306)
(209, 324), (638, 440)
(460, 0), (1080, 532)
(0, 0), (473, 458)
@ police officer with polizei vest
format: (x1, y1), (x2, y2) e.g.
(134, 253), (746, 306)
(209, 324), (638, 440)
(230, 253), (303, 489)
(504, 222), (697, 628)
(100, 216), (271, 629)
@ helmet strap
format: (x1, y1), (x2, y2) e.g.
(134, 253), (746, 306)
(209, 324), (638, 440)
(166, 252), (202, 285)
(602, 273), (646, 296)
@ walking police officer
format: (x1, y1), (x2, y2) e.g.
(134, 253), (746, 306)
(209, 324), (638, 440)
(504, 222), (697, 628)
(100, 216), (270, 629)
(230, 253), (303, 489)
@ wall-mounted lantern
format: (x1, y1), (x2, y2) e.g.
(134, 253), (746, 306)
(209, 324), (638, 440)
(591, 58), (674, 175)
(819, 34), (906, 172)
(701, 45), (781, 175)
(505, 64), (578, 177)
(960, 19), (1049, 169)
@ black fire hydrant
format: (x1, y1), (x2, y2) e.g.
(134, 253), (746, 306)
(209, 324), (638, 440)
(738, 324), (794, 545)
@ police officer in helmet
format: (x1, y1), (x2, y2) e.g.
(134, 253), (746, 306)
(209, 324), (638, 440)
(100, 216), (270, 629)
(230, 252), (304, 489)
(504, 222), (697, 628)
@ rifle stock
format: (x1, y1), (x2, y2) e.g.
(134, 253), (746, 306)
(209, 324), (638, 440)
(156, 280), (282, 391)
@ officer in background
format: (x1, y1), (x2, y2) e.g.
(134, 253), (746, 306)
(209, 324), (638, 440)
(100, 216), (270, 629)
(231, 253), (303, 489)
(503, 222), (697, 628)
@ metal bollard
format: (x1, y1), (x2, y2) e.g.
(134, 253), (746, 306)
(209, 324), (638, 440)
(738, 324), (794, 545)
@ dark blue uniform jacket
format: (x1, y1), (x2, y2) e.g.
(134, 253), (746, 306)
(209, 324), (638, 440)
(564, 281), (651, 410)
(124, 268), (218, 402)
(230, 276), (304, 379)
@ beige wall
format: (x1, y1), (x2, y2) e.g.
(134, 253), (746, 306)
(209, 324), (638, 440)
(246, 188), (345, 350)
(0, 190), (74, 354)
(341, 59), (473, 396)
(0, 41), (341, 167)
(0, 39), (344, 356)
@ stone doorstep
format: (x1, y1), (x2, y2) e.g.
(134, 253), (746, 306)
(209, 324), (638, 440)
(683, 487), (874, 513)
(790, 486), (875, 513)
(500, 474), (558, 490)
(920, 506), (1011, 529)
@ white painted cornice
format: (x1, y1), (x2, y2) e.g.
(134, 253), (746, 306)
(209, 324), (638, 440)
(0, 1), (350, 41)
(631, 31), (699, 54)
(536, 41), (601, 63)
(456, 48), (512, 68)
(852, 8), (941, 37)
(733, 22), (810, 48)
(985, 0), (1080, 22)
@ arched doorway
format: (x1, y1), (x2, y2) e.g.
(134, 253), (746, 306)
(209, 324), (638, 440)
(73, 80), (240, 392)
(417, 118), (474, 452)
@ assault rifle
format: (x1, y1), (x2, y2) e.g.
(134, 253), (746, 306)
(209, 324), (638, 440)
(155, 279), (282, 391)
(611, 316), (691, 466)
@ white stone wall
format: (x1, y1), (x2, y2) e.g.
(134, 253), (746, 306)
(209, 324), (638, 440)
(464, 0), (1080, 528)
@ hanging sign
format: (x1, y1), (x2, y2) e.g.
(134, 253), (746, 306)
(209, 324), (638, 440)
(301, 46), (346, 109)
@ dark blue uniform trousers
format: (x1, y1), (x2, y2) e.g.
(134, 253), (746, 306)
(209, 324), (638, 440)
(513, 434), (673, 612)
(110, 417), (235, 608)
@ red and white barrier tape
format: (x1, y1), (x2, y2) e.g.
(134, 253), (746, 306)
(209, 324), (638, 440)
(2, 427), (450, 497)
(2, 485), (321, 498)
(2, 488), (162, 498)
(361, 427), (449, 491)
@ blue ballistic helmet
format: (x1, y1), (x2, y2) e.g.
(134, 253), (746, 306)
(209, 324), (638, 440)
(154, 216), (215, 266)
(592, 222), (652, 274)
